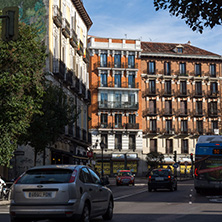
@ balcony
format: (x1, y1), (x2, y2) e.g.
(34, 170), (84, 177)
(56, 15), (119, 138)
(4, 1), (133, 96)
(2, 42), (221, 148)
(206, 90), (219, 98)
(98, 101), (138, 110)
(142, 108), (157, 117)
(53, 59), (66, 80)
(53, 5), (62, 28)
(174, 90), (188, 98)
(75, 126), (81, 139)
(62, 18), (70, 38)
(82, 129), (87, 142)
(158, 109), (174, 117)
(83, 48), (90, 63)
(143, 128), (160, 135)
(176, 129), (191, 136)
(161, 128), (175, 136)
(158, 89), (172, 97)
(98, 81), (139, 89)
(125, 123), (139, 129)
(80, 82), (86, 98)
(174, 110), (188, 117)
(71, 75), (80, 93)
(84, 89), (91, 104)
(95, 61), (112, 69)
(142, 88), (157, 98)
(77, 40), (84, 56)
(189, 109), (205, 117)
(189, 90), (204, 98)
(207, 110), (218, 117)
(70, 29), (78, 49)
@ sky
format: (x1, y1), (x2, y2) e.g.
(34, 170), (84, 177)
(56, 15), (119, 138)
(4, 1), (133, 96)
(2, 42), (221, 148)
(83, 0), (222, 55)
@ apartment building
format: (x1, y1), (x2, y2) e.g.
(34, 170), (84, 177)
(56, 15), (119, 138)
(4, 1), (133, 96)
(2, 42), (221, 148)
(88, 37), (145, 176)
(6, 0), (93, 177)
(141, 41), (222, 172)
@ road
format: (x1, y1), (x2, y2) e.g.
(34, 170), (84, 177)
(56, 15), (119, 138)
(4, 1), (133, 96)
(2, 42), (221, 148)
(1, 179), (222, 222)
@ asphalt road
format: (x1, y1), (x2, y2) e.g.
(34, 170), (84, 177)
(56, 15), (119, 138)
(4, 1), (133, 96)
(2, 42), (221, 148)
(1, 179), (222, 222)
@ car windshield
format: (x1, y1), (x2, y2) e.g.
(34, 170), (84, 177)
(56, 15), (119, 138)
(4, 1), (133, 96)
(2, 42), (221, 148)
(151, 170), (169, 177)
(16, 169), (73, 184)
(118, 172), (131, 176)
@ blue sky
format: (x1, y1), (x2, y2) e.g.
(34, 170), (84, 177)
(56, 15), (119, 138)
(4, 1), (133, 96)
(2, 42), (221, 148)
(84, 0), (222, 55)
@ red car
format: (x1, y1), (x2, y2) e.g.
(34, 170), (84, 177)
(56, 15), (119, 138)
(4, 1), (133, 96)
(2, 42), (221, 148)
(116, 170), (135, 186)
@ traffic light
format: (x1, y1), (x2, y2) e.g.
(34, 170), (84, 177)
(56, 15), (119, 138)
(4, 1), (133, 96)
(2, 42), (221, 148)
(190, 153), (193, 162)
(173, 150), (177, 162)
(1, 6), (19, 41)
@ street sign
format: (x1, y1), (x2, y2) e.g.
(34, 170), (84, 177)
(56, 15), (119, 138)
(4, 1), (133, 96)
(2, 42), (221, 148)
(173, 163), (179, 168)
(87, 151), (93, 158)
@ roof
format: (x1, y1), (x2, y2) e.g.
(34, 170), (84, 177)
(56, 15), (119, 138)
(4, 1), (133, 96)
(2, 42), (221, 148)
(72, 0), (93, 30)
(141, 42), (221, 58)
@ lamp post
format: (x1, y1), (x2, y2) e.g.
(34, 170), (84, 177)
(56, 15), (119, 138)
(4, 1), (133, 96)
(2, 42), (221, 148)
(100, 140), (105, 178)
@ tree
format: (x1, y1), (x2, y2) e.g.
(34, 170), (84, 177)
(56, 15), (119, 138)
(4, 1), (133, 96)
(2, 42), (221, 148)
(19, 83), (79, 165)
(0, 23), (46, 167)
(146, 151), (164, 169)
(153, 0), (222, 33)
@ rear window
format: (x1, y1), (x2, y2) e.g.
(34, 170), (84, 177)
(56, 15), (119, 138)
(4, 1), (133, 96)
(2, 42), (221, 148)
(151, 170), (169, 177)
(118, 172), (132, 176)
(16, 169), (73, 184)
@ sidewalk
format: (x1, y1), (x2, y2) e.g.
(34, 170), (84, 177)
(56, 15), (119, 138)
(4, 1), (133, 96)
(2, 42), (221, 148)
(0, 199), (10, 206)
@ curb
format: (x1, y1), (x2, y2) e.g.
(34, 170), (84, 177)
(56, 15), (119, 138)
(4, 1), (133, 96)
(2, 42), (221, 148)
(0, 200), (10, 206)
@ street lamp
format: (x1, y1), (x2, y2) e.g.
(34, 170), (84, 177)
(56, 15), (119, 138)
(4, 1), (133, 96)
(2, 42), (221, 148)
(100, 140), (105, 178)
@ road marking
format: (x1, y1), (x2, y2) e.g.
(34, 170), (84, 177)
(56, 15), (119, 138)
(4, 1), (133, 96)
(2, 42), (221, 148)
(114, 188), (147, 201)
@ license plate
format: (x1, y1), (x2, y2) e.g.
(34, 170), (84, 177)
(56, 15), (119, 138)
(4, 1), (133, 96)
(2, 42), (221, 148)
(155, 177), (164, 181)
(28, 191), (52, 198)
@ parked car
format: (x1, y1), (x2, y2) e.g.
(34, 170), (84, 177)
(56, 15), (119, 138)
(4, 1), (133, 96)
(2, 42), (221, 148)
(10, 165), (114, 222)
(148, 168), (177, 192)
(116, 170), (135, 186)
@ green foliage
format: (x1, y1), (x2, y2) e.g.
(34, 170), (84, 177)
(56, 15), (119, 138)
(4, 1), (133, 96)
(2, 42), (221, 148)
(153, 0), (222, 33)
(19, 83), (79, 159)
(146, 151), (164, 169)
(0, 22), (46, 167)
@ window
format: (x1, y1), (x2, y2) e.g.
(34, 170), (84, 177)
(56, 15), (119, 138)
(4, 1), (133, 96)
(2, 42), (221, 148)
(100, 53), (107, 67)
(197, 120), (203, 133)
(165, 100), (172, 114)
(180, 63), (186, 75)
(100, 93), (108, 107)
(114, 53), (121, 68)
(208, 102), (217, 115)
(212, 121), (218, 133)
(101, 114), (108, 128)
(210, 64), (216, 77)
(114, 74), (121, 87)
(115, 114), (122, 128)
(128, 74), (135, 88)
(181, 120), (188, 133)
(164, 62), (171, 75)
(177, 47), (183, 53)
(101, 134), (108, 148)
(79, 168), (93, 183)
(195, 64), (201, 76)
(166, 120), (172, 132)
(115, 93), (121, 108)
(195, 82), (202, 95)
(150, 139), (157, 152)
(88, 168), (100, 184)
(149, 100), (156, 114)
(149, 80), (156, 93)
(148, 61), (155, 74)
(166, 139), (173, 154)
(129, 114), (136, 124)
(115, 134), (122, 150)
(128, 54), (135, 68)
(180, 81), (187, 95)
(128, 93), (135, 107)
(100, 73), (107, 87)
(180, 101), (187, 115)
(129, 135), (136, 150)
(210, 82), (218, 94)
(196, 101), (202, 114)
(181, 140), (188, 153)
(165, 80), (171, 94)
(150, 119), (157, 132)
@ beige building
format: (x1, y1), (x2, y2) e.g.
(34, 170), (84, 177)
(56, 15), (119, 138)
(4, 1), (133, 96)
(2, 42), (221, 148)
(141, 41), (222, 173)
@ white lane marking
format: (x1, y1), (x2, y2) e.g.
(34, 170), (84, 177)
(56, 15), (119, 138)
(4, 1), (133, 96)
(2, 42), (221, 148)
(114, 188), (147, 201)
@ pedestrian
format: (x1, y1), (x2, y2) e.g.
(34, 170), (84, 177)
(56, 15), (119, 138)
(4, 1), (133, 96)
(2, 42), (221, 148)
(0, 176), (6, 199)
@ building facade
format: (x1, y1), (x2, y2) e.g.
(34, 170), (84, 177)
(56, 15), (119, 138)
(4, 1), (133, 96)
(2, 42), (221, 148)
(3, 0), (93, 178)
(88, 37), (146, 176)
(141, 41), (222, 173)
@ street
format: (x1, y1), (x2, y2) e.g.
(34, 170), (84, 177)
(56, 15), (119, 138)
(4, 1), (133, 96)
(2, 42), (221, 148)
(1, 179), (222, 222)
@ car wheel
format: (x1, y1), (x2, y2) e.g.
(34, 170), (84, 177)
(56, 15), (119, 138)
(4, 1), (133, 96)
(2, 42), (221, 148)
(102, 199), (113, 220)
(148, 187), (152, 192)
(80, 203), (90, 222)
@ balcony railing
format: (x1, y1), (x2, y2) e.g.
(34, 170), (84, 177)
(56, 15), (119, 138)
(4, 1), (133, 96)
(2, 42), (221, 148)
(161, 128), (175, 135)
(174, 110), (188, 117)
(83, 48), (90, 63)
(158, 89), (172, 97)
(98, 101), (138, 110)
(62, 18), (70, 38)
(189, 109), (206, 117)
(84, 89), (91, 104)
(53, 5), (62, 28)
(206, 90), (219, 98)
(125, 123), (139, 129)
(142, 108), (158, 117)
(65, 69), (73, 86)
(174, 90), (188, 98)
(70, 29), (78, 49)
(189, 89), (205, 98)
(71, 75), (80, 93)
(98, 81), (139, 88)
(95, 61), (138, 69)
(142, 88), (157, 97)
(53, 59), (66, 80)
(158, 109), (174, 117)
(143, 128), (160, 135)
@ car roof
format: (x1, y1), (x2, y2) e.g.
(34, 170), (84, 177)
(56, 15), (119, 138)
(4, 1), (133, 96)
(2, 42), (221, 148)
(26, 165), (82, 171)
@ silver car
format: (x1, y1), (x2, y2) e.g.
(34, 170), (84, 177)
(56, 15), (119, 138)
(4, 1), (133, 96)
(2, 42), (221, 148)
(10, 165), (114, 222)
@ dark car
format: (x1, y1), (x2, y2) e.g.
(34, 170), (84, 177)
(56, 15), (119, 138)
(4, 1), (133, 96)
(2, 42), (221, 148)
(148, 168), (177, 192)
(116, 170), (135, 186)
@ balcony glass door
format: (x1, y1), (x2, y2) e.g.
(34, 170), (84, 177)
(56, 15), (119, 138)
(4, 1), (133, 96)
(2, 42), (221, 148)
(114, 74), (121, 87)
(114, 54), (121, 68)
(128, 55), (135, 68)
(100, 53), (107, 67)
(128, 74), (135, 88)
(100, 93), (108, 108)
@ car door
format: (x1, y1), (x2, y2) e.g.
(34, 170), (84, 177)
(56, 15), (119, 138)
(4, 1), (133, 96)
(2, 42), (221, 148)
(88, 168), (109, 213)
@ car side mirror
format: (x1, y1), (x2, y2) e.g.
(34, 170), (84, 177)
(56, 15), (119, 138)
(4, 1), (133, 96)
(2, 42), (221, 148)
(100, 177), (110, 186)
